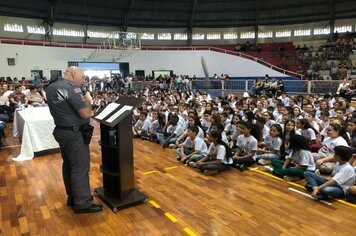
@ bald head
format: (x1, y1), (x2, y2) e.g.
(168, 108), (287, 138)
(64, 66), (85, 86)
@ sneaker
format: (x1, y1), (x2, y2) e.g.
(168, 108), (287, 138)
(176, 156), (181, 161)
(315, 169), (321, 175)
(239, 164), (247, 172)
(257, 159), (271, 165)
(262, 166), (274, 173)
(203, 169), (219, 176)
(235, 164), (241, 169)
(188, 161), (197, 168)
(168, 144), (176, 149)
(283, 175), (301, 182)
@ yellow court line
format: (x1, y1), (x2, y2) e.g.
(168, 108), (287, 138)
(164, 166), (177, 171)
(149, 200), (161, 208)
(336, 199), (356, 208)
(183, 227), (198, 236)
(250, 168), (285, 182)
(249, 168), (356, 208)
(164, 212), (178, 222)
(143, 170), (157, 175)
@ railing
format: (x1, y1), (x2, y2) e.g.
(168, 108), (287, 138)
(0, 37), (303, 79)
(130, 79), (342, 95)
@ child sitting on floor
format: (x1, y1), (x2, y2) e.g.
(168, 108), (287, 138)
(176, 125), (207, 164)
(132, 111), (151, 138)
(189, 130), (232, 176)
(304, 145), (355, 200)
(264, 135), (315, 182)
(233, 121), (260, 172)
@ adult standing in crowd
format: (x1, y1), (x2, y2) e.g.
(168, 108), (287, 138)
(46, 66), (102, 214)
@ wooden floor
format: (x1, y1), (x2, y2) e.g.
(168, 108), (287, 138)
(0, 121), (355, 236)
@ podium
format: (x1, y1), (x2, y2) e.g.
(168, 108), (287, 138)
(92, 97), (147, 212)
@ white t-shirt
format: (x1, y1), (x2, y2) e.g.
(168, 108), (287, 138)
(236, 134), (258, 157)
(183, 136), (208, 156)
(265, 120), (276, 128)
(317, 136), (349, 158)
(300, 128), (316, 142)
(0, 90), (12, 106)
(288, 149), (315, 171)
(224, 123), (237, 134)
(331, 162), (355, 194)
(264, 135), (282, 153)
(134, 119), (151, 131)
(262, 126), (270, 140)
(207, 143), (233, 164)
(309, 120), (320, 133)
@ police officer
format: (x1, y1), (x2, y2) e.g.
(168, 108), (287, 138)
(46, 66), (102, 214)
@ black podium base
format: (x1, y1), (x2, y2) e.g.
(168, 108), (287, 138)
(94, 187), (148, 213)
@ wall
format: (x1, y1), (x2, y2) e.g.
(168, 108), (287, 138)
(0, 43), (287, 79)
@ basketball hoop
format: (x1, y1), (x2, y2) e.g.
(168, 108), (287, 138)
(85, 31), (141, 62)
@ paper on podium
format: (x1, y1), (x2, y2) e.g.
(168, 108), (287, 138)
(106, 105), (133, 123)
(95, 103), (120, 120)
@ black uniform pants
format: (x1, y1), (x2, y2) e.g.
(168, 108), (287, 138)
(53, 127), (91, 209)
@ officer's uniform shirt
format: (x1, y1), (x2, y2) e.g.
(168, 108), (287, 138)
(46, 78), (89, 127)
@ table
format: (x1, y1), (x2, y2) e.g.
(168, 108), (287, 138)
(12, 107), (59, 161)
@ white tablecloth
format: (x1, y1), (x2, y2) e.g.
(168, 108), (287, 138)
(12, 107), (59, 161)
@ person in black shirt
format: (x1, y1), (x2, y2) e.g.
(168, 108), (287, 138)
(46, 66), (102, 214)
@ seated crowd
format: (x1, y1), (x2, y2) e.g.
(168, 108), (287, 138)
(126, 86), (356, 203)
(0, 80), (47, 149)
(0, 74), (355, 204)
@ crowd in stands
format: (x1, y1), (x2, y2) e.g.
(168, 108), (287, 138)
(233, 32), (355, 81)
(289, 32), (356, 80)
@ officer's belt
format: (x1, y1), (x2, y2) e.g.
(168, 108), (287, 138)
(56, 125), (83, 132)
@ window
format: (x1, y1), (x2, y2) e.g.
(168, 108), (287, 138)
(223, 32), (238, 39)
(294, 29), (311, 36)
(141, 33), (154, 40)
(88, 30), (110, 38)
(157, 33), (172, 40)
(240, 32), (255, 39)
(113, 32), (138, 40)
(192, 33), (205, 40)
(275, 30), (291, 38)
(313, 27), (330, 35)
(207, 33), (221, 40)
(174, 33), (188, 40)
(334, 25), (352, 33)
(27, 26), (45, 34)
(4, 23), (23, 32)
(53, 28), (85, 37)
(125, 32), (138, 39)
(258, 31), (273, 38)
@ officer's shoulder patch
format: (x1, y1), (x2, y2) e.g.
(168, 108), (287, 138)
(74, 88), (82, 93)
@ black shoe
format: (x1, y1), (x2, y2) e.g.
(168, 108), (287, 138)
(67, 195), (94, 207)
(316, 192), (327, 201)
(235, 164), (240, 169)
(176, 156), (181, 161)
(239, 164), (247, 172)
(73, 204), (102, 214)
(305, 185), (313, 193)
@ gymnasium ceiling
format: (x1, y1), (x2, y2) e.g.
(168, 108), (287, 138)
(0, 0), (356, 29)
